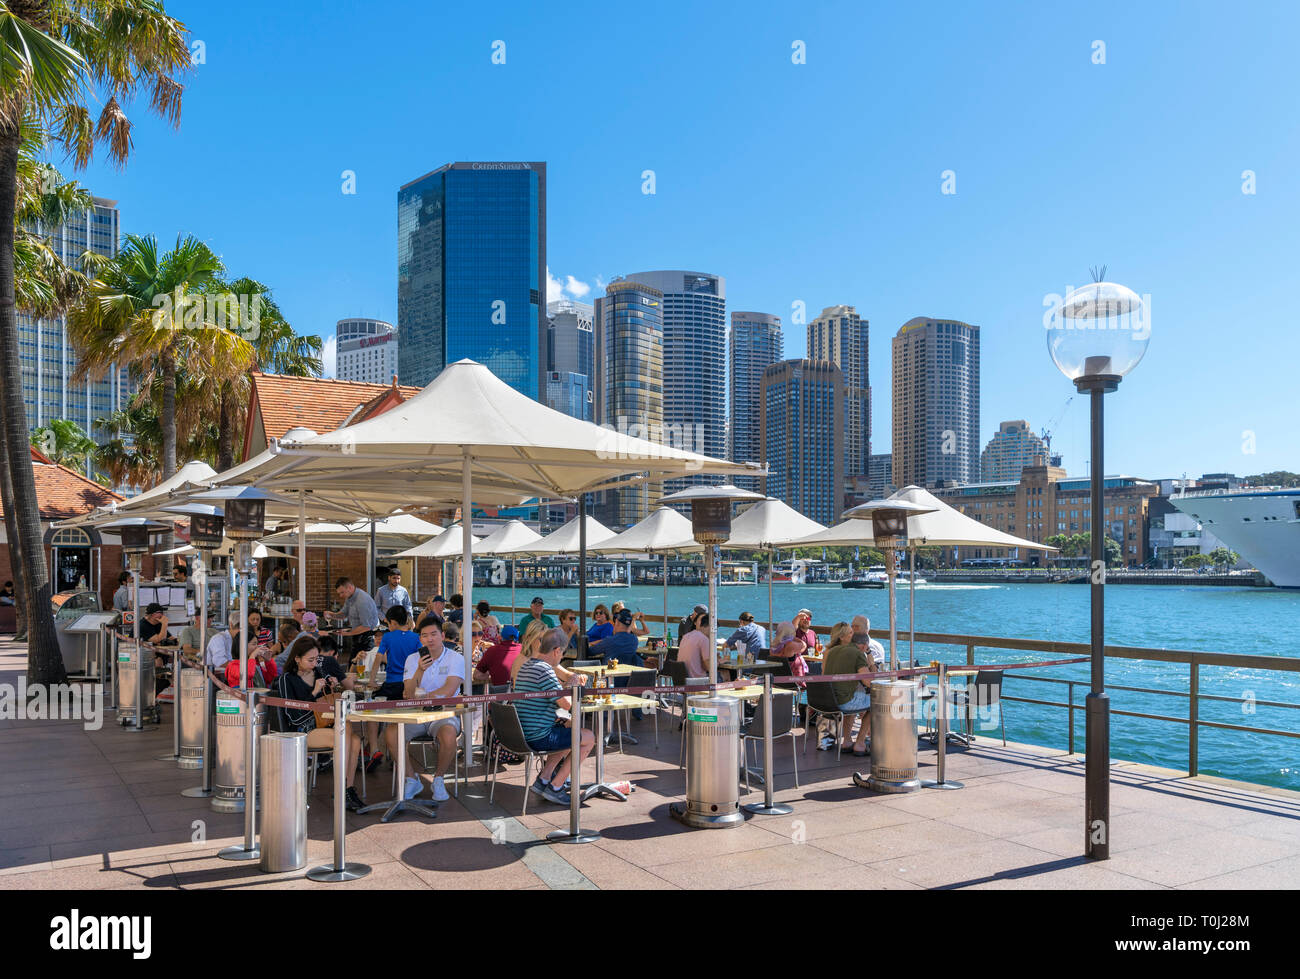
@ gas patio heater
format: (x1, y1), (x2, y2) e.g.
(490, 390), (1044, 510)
(112, 518), (169, 733)
(1048, 276), (1149, 862)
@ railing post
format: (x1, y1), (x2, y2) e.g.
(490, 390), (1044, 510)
(1067, 681), (1075, 755)
(966, 644), (975, 667)
(1189, 661), (1199, 777)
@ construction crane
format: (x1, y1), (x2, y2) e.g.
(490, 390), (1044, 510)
(1040, 395), (1073, 465)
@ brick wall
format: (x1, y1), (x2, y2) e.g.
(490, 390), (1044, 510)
(0, 542), (156, 613)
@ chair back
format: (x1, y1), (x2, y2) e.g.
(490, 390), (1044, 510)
(971, 670), (1004, 713)
(749, 690), (796, 738)
(487, 701), (533, 755)
(805, 675), (842, 713)
(572, 659), (600, 667)
(769, 658), (793, 679)
(626, 668), (656, 697)
(666, 660), (689, 687)
(664, 645), (680, 663)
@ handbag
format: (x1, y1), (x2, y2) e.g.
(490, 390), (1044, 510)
(316, 691), (339, 729)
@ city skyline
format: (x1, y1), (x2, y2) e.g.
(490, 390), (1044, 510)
(67, 1), (1300, 481)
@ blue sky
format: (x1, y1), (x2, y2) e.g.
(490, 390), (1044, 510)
(72, 0), (1298, 480)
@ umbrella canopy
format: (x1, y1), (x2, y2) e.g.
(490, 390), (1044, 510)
(886, 485), (1057, 551)
(260, 513), (444, 550)
(390, 523), (480, 559)
(504, 514), (615, 556)
(475, 519), (543, 556)
(722, 498), (826, 550)
(233, 360), (757, 506)
(154, 541), (293, 560)
(55, 459), (218, 529)
(588, 507), (698, 555)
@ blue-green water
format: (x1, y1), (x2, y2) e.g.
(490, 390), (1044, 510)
(477, 582), (1300, 790)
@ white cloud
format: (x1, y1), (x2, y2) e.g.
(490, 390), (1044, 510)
(321, 334), (337, 378)
(546, 266), (594, 305)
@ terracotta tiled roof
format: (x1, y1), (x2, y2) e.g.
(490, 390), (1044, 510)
(248, 372), (422, 445)
(0, 455), (123, 521)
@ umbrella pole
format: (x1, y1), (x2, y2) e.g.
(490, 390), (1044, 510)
(368, 520), (376, 596)
(460, 451), (474, 774)
(768, 551), (774, 641)
(297, 496), (306, 607)
(578, 496), (588, 658)
(510, 557), (516, 622)
(909, 544), (916, 668)
(663, 552), (669, 643)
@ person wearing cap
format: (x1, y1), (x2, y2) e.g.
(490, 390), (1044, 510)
(374, 568), (413, 621)
(141, 602), (176, 694)
(678, 603), (708, 642)
(516, 596), (555, 634)
(422, 594), (447, 628)
(824, 625), (878, 754)
(473, 624), (522, 687)
(769, 620), (809, 677)
(588, 608), (643, 667)
(723, 611), (768, 654)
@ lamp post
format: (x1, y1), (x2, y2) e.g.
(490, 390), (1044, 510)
(659, 485), (764, 684)
(1048, 278), (1149, 861)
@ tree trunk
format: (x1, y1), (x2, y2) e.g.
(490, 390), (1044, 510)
(161, 344), (177, 480)
(0, 129), (64, 684)
(217, 383), (234, 471)
(0, 420), (29, 638)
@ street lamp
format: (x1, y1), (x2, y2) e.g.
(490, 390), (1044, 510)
(659, 484), (764, 684)
(840, 499), (936, 670)
(1048, 278), (1149, 862)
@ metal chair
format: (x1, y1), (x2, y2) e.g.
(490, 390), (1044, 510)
(951, 670), (1006, 745)
(571, 659), (601, 667)
(804, 676), (867, 753)
(485, 701), (548, 816)
(739, 690), (799, 792)
(623, 667), (658, 749)
(407, 732), (462, 798)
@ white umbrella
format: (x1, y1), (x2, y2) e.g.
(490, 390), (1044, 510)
(721, 499), (825, 640)
(515, 514), (616, 555)
(390, 523), (478, 559)
(475, 519), (544, 617)
(590, 507), (698, 641)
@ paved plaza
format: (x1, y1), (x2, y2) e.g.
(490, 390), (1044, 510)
(2, 637), (1298, 890)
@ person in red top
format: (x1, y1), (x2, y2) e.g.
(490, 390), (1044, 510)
(793, 609), (819, 656)
(224, 634), (279, 688)
(473, 625), (522, 687)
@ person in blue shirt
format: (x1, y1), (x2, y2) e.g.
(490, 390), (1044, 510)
(588, 609), (646, 725)
(586, 604), (613, 643)
(723, 611), (769, 654)
(369, 604), (422, 773)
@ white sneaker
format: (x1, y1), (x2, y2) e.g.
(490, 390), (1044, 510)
(403, 776), (422, 800)
(431, 776), (450, 802)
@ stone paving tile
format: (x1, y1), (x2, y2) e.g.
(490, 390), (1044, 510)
(652, 840), (857, 889)
(1006, 809), (1234, 858)
(941, 794), (1083, 838)
(3, 814), (156, 849)
(0, 845), (53, 875)
(1104, 830), (1299, 887)
(1173, 852), (1300, 888)
(592, 819), (790, 868)
(538, 838), (680, 889)
(811, 818), (995, 864)
(738, 863), (925, 889)
(863, 838), (1068, 888)
(962, 859), (1169, 890)
(6, 859), (177, 890)
(749, 799), (917, 842)
(0, 796), (144, 831)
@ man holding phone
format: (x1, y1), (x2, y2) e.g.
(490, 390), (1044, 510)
(401, 617), (465, 803)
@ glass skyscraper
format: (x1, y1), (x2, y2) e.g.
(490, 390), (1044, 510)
(808, 304), (871, 481)
(760, 359), (845, 526)
(729, 311), (783, 492)
(593, 278), (663, 529)
(892, 316), (981, 488)
(19, 195), (131, 450)
(397, 162), (546, 396)
(623, 270), (726, 491)
(545, 298), (594, 421)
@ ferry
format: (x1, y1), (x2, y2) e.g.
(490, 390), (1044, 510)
(1171, 487), (1300, 588)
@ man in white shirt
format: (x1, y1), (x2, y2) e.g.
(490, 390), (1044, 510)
(205, 612), (243, 671)
(401, 617), (464, 802)
(851, 615), (886, 668)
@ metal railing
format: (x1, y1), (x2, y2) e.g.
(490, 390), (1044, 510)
(489, 605), (1300, 780)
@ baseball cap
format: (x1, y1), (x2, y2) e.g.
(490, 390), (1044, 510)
(431, 594), (445, 603)
(615, 609), (634, 625)
(501, 625), (520, 641)
(301, 611), (318, 630)
(531, 596), (544, 605)
(797, 608), (813, 618)
(691, 604), (707, 615)
(145, 602), (165, 616)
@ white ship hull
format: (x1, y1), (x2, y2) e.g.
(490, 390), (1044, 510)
(1171, 489), (1300, 588)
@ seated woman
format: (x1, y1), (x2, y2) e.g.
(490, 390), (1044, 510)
(678, 611), (712, 678)
(274, 634), (367, 811)
(768, 621), (809, 677)
(474, 600), (501, 643)
(586, 604), (613, 643)
(823, 625), (876, 755)
(509, 620), (588, 688)
(247, 609), (273, 647)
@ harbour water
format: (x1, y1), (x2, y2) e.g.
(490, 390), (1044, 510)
(476, 582), (1300, 791)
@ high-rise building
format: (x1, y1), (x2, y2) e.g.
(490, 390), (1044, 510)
(868, 453), (894, 498)
(892, 316), (980, 488)
(729, 311), (783, 491)
(981, 419), (1051, 482)
(622, 270), (725, 490)
(545, 298), (594, 421)
(19, 196), (131, 450)
(593, 278), (664, 528)
(335, 318), (398, 385)
(760, 359), (844, 526)
(808, 304), (871, 481)
(397, 162), (546, 396)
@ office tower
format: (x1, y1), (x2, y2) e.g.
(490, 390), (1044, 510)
(335, 318), (398, 384)
(729, 311), (783, 492)
(759, 359), (844, 526)
(622, 270), (725, 489)
(593, 278), (664, 528)
(397, 161), (546, 396)
(892, 316), (980, 488)
(807, 304), (871, 479)
(981, 420), (1051, 482)
(868, 453), (894, 498)
(545, 298), (594, 421)
(20, 195), (131, 462)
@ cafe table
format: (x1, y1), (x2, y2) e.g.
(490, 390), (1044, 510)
(341, 705), (469, 822)
(576, 693), (656, 802)
(918, 668), (979, 747)
(715, 655), (778, 681)
(570, 662), (643, 747)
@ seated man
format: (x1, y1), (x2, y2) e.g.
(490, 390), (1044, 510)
(516, 596), (554, 634)
(587, 609), (644, 668)
(513, 628), (595, 806)
(473, 625), (521, 687)
(850, 614), (886, 667)
(401, 617), (464, 803)
(723, 610), (767, 654)
(205, 611), (242, 672)
(678, 611), (712, 678)
(179, 610), (205, 662)
(824, 627), (878, 755)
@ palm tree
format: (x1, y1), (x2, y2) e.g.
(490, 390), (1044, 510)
(0, 2), (191, 683)
(30, 418), (96, 473)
